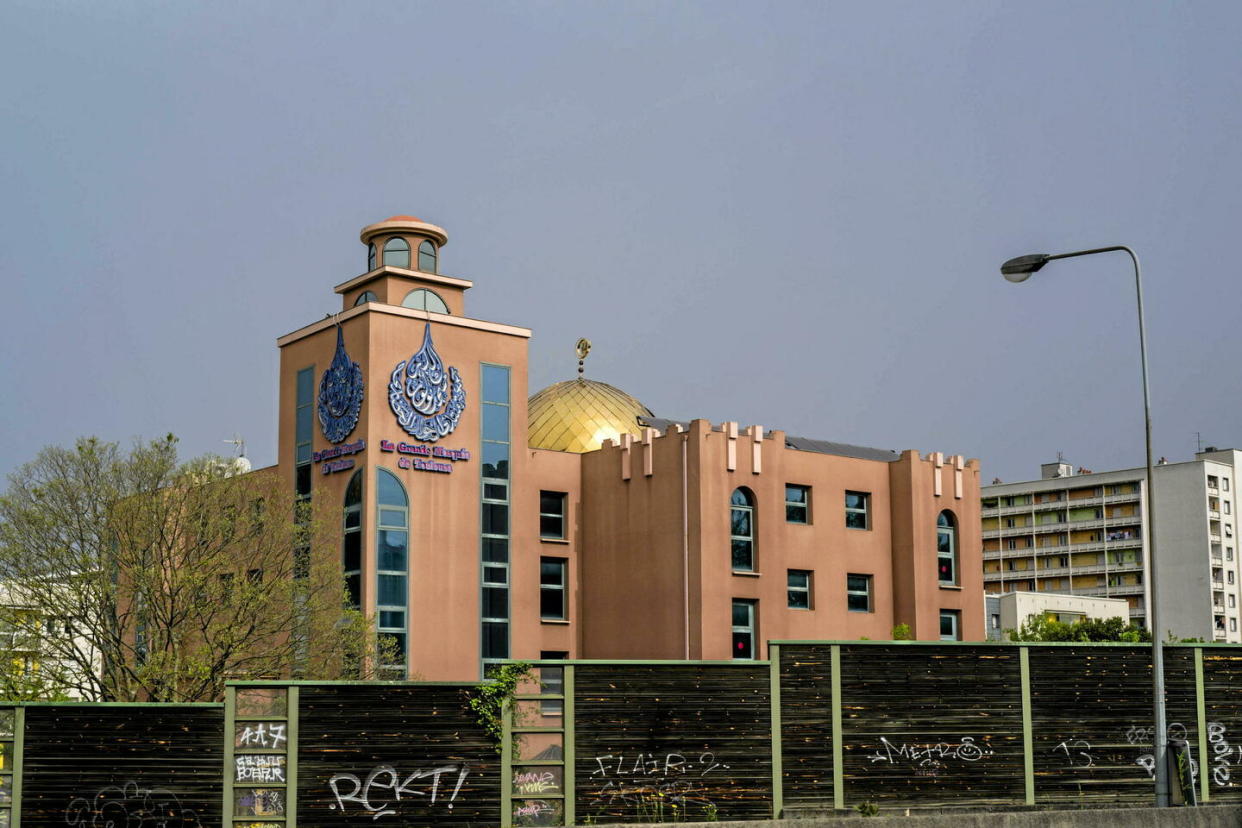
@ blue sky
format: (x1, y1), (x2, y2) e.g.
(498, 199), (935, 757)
(2, 1), (1240, 483)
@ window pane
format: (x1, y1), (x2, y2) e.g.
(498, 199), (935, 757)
(482, 442), (509, 479)
(342, 533), (361, 571)
(377, 574), (407, 606)
(786, 485), (807, 504)
(731, 509), (751, 537)
(540, 491), (564, 514)
(540, 514), (564, 538)
(940, 612), (957, 639)
(731, 539), (753, 571)
(345, 573), (361, 608)
(296, 367), (314, 401)
(483, 403), (509, 441)
(788, 571), (808, 589)
(483, 503), (509, 535)
(379, 507), (405, 527)
(377, 470), (407, 507)
(845, 511), (868, 529)
(378, 530), (407, 571)
(788, 589), (810, 610)
(484, 482), (508, 501)
(234, 788), (286, 817)
(731, 488), (752, 506)
(236, 688), (287, 718)
(379, 610), (405, 629)
(483, 537), (509, 563)
(541, 559), (565, 585)
(482, 621), (508, 658)
(483, 587), (509, 619)
(938, 530), (953, 553)
(786, 504), (807, 523)
(847, 574), (867, 592)
(483, 565), (508, 585)
(732, 602), (751, 627)
(482, 364), (510, 404)
(733, 631), (753, 659)
(847, 592), (870, 612)
(383, 238), (410, 268)
(235, 754), (287, 784)
(379, 632), (406, 663)
(541, 587), (566, 619)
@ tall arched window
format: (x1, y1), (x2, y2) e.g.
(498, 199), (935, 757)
(342, 470), (363, 609)
(937, 510), (958, 585)
(418, 240), (438, 273)
(383, 237), (410, 268)
(731, 488), (756, 572)
(401, 288), (449, 314)
(367, 243), (377, 271)
(376, 468), (409, 677)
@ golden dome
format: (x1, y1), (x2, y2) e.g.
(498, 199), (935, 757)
(528, 378), (653, 453)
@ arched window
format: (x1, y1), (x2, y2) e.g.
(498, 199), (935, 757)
(354, 290), (378, 307)
(383, 237), (410, 268)
(367, 243), (377, 271)
(937, 510), (958, 585)
(376, 468), (409, 677)
(418, 240), (438, 273)
(401, 288), (450, 314)
(342, 470), (363, 610)
(731, 488), (756, 572)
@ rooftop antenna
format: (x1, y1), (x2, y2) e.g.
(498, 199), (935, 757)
(223, 435), (246, 458)
(575, 337), (592, 377)
(1196, 432), (1203, 453)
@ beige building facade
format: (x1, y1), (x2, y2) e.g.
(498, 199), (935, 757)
(275, 216), (984, 680)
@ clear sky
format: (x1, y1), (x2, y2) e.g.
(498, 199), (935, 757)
(2, 1), (1240, 484)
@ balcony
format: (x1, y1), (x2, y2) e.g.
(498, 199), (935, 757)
(1212, 580), (1226, 590)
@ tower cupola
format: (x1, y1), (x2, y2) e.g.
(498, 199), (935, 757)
(339, 215), (470, 314)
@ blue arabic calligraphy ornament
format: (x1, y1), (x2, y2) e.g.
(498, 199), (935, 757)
(389, 323), (466, 441)
(317, 326), (364, 443)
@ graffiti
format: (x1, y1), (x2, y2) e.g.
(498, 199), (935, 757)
(328, 763), (470, 819)
(236, 788), (283, 817)
(236, 753), (287, 783)
(236, 722), (286, 750)
(1208, 721), (1242, 787)
(65, 781), (201, 827)
(866, 736), (991, 776)
(587, 751), (730, 815)
(1052, 738), (1094, 768)
(514, 799), (556, 818)
(513, 770), (559, 796)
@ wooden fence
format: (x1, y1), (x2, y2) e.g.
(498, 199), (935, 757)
(0, 642), (1239, 826)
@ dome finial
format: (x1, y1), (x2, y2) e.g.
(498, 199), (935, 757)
(575, 337), (592, 377)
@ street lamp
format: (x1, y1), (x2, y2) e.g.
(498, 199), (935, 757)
(1000, 245), (1168, 807)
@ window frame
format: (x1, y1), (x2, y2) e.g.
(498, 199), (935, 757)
(354, 290), (379, 307)
(937, 510), (959, 586)
(383, 236), (411, 268)
(375, 468), (409, 677)
(540, 557), (568, 621)
(730, 487), (756, 572)
(540, 491), (568, 540)
(785, 484), (810, 524)
(731, 599), (757, 660)
(787, 570), (812, 609)
(418, 240), (438, 273)
(845, 490), (870, 530)
(368, 243), (377, 271)
(939, 610), (961, 641)
(400, 288), (450, 314)
(846, 573), (872, 613)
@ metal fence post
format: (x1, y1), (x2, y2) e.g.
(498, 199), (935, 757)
(769, 644), (784, 819)
(1020, 647), (1035, 805)
(1195, 647), (1209, 804)
(500, 697), (513, 828)
(12, 706), (24, 828)
(564, 664), (576, 826)
(831, 644), (843, 811)
(286, 686), (299, 825)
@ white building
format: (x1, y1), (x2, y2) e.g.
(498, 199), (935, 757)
(982, 448), (1242, 642)
(985, 591), (1130, 640)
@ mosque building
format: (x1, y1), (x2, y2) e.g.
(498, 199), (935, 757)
(277, 215), (983, 680)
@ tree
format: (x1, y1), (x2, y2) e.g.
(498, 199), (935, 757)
(0, 435), (388, 702)
(1006, 613), (1151, 643)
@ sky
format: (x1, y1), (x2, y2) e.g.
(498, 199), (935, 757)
(2, 1), (1241, 485)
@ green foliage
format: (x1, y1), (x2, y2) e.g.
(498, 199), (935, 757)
(1007, 614), (1151, 643)
(467, 662), (535, 755)
(855, 801), (880, 817)
(0, 435), (387, 701)
(891, 623), (913, 641)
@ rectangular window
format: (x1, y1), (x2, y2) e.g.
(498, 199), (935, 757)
(785, 485), (810, 524)
(939, 610), (961, 641)
(787, 570), (812, 609)
(1225, 478), (1232, 492)
(539, 652), (568, 716)
(480, 363), (511, 671)
(990, 613), (1000, 630)
(1229, 547), (1235, 562)
(1227, 502), (1233, 515)
(1230, 571), (1236, 585)
(295, 367), (314, 465)
(1232, 618), (1238, 633)
(731, 600), (757, 660)
(540, 558), (567, 620)
(846, 574), (872, 612)
(1230, 595), (1236, 609)
(540, 491), (567, 539)
(845, 491), (870, 530)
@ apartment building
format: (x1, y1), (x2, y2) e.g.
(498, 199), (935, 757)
(982, 449), (1242, 642)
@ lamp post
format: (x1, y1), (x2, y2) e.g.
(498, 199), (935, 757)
(1000, 246), (1168, 807)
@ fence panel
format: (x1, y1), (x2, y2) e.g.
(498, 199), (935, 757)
(837, 644), (1025, 809)
(573, 663), (771, 824)
(1028, 645), (1155, 806)
(777, 644), (834, 811)
(294, 684), (500, 826)
(21, 705), (223, 828)
(1202, 649), (1242, 801)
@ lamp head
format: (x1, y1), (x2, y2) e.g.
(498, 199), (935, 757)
(1001, 253), (1051, 283)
